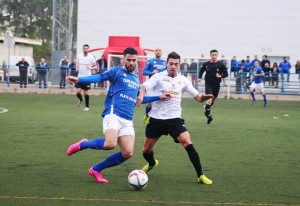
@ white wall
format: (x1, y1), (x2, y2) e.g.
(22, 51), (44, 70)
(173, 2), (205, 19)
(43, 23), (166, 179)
(0, 44), (33, 67)
(78, 0), (300, 69)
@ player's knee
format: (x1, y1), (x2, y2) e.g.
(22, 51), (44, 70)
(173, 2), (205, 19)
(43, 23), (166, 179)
(122, 150), (133, 159)
(103, 142), (117, 150)
(180, 140), (192, 148)
(143, 145), (152, 153)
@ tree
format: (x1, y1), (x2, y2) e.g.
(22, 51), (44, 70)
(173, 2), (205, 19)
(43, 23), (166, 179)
(0, 0), (52, 41)
(0, 0), (77, 64)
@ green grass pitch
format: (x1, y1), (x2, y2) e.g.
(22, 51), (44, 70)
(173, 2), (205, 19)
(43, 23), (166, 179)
(0, 93), (299, 206)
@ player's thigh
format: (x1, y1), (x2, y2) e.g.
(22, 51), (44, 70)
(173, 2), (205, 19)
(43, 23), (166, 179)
(212, 85), (220, 98)
(103, 114), (120, 148)
(256, 83), (264, 93)
(103, 129), (119, 149)
(76, 87), (82, 93)
(118, 135), (135, 158)
(205, 84), (213, 95)
(83, 89), (89, 95)
(143, 137), (159, 153)
(168, 118), (187, 143)
(177, 131), (192, 148)
(249, 82), (256, 92)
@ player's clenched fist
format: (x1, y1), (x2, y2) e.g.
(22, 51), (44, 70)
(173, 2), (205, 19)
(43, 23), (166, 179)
(66, 76), (78, 84)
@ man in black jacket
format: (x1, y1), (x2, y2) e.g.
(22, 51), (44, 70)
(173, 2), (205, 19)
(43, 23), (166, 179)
(16, 57), (29, 88)
(198, 49), (228, 124)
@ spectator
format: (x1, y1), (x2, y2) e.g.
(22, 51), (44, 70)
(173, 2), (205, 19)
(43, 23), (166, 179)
(69, 59), (77, 77)
(189, 59), (198, 87)
(263, 62), (271, 86)
(279, 57), (291, 82)
(295, 60), (300, 80)
(230, 56), (238, 76)
(36, 58), (49, 89)
(16, 57), (29, 88)
(59, 55), (69, 89)
(271, 62), (279, 87)
(250, 55), (261, 69)
(244, 56), (252, 72)
(261, 55), (271, 72)
(244, 56), (252, 85)
(180, 59), (189, 77)
(237, 59), (246, 71)
(96, 55), (108, 88)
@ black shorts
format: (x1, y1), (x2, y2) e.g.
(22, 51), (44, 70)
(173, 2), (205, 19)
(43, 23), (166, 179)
(75, 83), (91, 90)
(205, 83), (220, 98)
(146, 118), (187, 143)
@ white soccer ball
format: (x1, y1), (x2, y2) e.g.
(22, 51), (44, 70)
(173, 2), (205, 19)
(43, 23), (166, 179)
(128, 170), (148, 190)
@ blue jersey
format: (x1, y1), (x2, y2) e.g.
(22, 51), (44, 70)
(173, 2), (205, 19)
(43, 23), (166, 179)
(79, 66), (140, 120)
(143, 58), (166, 77)
(252, 67), (264, 84)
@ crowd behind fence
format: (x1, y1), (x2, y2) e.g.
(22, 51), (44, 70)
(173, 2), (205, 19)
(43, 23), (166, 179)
(0, 57), (299, 95)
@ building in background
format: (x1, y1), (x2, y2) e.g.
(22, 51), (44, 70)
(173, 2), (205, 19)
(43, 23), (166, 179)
(0, 36), (42, 68)
(77, 0), (300, 70)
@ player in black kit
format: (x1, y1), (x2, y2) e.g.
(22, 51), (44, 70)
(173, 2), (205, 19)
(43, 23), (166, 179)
(198, 49), (228, 124)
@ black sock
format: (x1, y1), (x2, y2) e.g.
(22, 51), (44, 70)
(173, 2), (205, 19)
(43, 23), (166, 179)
(204, 104), (211, 117)
(143, 151), (156, 167)
(185, 144), (203, 177)
(85, 95), (89, 107)
(76, 93), (83, 102)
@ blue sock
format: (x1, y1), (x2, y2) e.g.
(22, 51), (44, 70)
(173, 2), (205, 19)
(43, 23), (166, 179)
(80, 137), (105, 150)
(263, 94), (267, 103)
(93, 152), (126, 172)
(251, 92), (256, 101)
(145, 105), (151, 116)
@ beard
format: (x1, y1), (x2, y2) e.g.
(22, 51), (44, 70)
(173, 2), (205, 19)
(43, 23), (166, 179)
(125, 65), (135, 73)
(84, 51), (88, 55)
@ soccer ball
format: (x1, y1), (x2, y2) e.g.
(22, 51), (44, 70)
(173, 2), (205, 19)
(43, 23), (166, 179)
(128, 170), (148, 190)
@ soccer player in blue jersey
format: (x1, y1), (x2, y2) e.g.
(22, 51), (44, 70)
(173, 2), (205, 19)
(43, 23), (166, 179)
(65, 47), (170, 184)
(249, 60), (268, 107)
(142, 47), (166, 124)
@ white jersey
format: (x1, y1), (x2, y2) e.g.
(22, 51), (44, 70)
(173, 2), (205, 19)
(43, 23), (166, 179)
(142, 70), (199, 119)
(76, 54), (96, 77)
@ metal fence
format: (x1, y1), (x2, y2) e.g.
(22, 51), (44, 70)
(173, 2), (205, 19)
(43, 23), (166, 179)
(1, 61), (300, 96)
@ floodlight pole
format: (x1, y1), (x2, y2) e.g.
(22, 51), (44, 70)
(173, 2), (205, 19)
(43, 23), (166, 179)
(4, 31), (15, 88)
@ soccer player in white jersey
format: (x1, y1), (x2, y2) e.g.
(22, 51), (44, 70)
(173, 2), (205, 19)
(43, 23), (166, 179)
(142, 47), (166, 124)
(65, 48), (171, 184)
(75, 44), (97, 111)
(137, 51), (213, 185)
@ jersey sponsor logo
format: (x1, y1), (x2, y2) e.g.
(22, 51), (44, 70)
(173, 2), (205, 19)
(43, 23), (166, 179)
(165, 90), (179, 96)
(162, 78), (170, 82)
(120, 93), (136, 103)
(123, 78), (139, 89)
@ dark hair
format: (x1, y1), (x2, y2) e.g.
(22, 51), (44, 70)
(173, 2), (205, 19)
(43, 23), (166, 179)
(263, 55), (267, 58)
(167, 51), (180, 62)
(123, 47), (138, 56)
(272, 62), (278, 67)
(210, 49), (218, 54)
(83, 44), (89, 48)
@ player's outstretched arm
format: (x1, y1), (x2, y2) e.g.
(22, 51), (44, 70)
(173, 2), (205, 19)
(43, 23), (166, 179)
(194, 94), (214, 102)
(66, 76), (78, 84)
